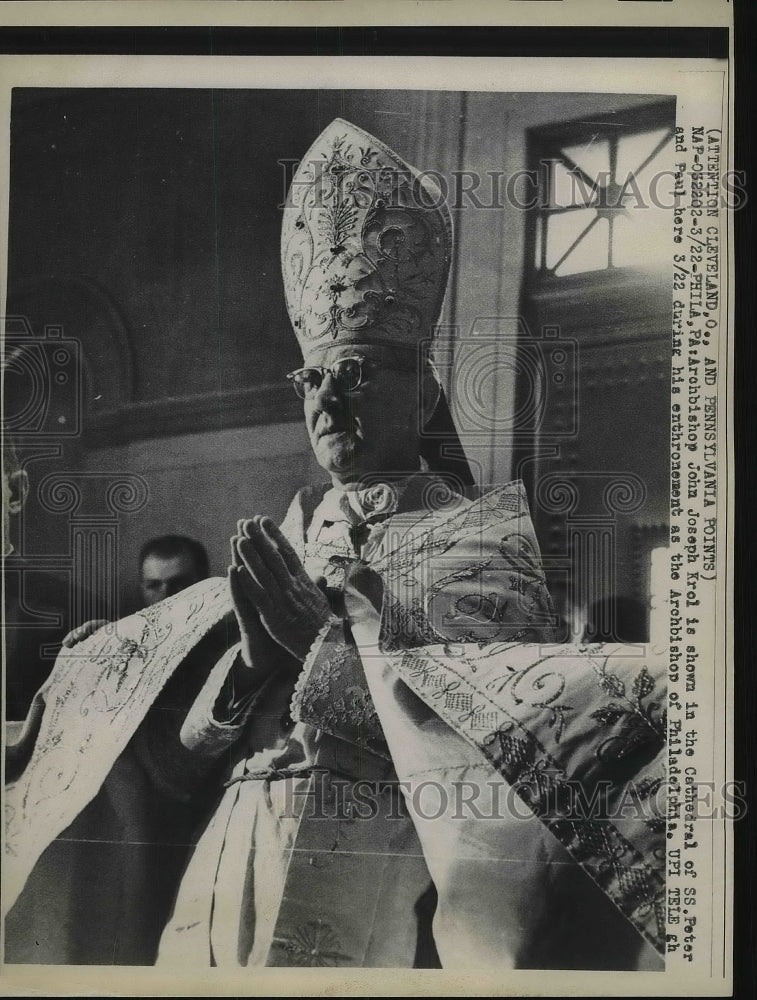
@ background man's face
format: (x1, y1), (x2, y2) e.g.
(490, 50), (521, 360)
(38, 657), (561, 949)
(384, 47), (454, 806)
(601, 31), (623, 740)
(302, 344), (422, 485)
(140, 552), (201, 606)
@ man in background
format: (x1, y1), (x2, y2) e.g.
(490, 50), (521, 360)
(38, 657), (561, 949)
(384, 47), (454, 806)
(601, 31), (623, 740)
(139, 535), (210, 607)
(4, 522), (214, 961)
(60, 534), (211, 648)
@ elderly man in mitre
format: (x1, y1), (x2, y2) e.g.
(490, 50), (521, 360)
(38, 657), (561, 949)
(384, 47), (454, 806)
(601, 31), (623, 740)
(4, 119), (666, 971)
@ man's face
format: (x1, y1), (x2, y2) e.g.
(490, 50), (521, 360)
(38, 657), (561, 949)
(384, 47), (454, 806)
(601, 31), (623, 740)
(301, 344), (423, 485)
(140, 553), (201, 606)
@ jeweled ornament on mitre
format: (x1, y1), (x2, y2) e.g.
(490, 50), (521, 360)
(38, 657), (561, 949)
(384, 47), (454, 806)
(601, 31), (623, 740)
(281, 119), (453, 352)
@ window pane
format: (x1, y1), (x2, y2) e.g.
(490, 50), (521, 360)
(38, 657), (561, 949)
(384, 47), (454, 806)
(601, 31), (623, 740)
(616, 128), (672, 185)
(612, 137), (674, 268)
(561, 139), (610, 187)
(551, 160), (597, 208)
(620, 137), (675, 210)
(547, 210), (607, 276)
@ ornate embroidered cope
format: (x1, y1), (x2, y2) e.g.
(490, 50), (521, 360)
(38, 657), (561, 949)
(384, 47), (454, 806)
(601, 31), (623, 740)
(4, 477), (667, 963)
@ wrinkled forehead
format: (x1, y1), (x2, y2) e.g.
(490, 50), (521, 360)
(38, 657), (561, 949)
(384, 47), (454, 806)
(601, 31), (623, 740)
(300, 341), (419, 374)
(141, 553), (194, 576)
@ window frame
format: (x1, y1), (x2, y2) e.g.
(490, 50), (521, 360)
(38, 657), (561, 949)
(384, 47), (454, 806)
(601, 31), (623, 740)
(524, 97), (678, 291)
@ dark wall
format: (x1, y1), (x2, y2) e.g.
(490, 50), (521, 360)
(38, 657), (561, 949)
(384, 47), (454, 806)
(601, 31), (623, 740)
(8, 88), (465, 422)
(7, 89), (315, 409)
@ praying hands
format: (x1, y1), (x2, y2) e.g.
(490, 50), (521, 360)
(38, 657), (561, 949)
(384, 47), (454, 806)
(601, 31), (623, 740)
(229, 515), (334, 665)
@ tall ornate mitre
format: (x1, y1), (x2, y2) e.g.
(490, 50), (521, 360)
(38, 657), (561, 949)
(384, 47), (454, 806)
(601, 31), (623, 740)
(281, 118), (453, 356)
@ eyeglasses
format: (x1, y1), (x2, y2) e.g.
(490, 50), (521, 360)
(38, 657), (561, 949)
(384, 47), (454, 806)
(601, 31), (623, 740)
(285, 356), (368, 399)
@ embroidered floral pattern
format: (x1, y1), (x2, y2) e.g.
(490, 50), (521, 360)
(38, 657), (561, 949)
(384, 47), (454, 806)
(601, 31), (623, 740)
(589, 661), (666, 763)
(281, 119), (452, 352)
(291, 621), (390, 760)
(371, 482), (556, 649)
(5, 577), (233, 907)
(294, 483), (557, 767)
(385, 642), (667, 956)
(276, 918), (352, 966)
